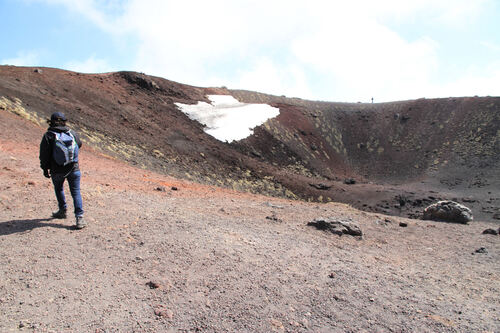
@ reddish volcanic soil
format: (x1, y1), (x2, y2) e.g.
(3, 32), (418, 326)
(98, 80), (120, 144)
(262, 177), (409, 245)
(1, 87), (499, 331)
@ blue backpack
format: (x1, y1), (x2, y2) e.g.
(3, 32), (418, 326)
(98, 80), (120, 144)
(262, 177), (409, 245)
(50, 131), (79, 166)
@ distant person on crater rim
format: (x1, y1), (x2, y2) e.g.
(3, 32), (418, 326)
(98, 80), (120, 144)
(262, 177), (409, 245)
(39, 112), (86, 229)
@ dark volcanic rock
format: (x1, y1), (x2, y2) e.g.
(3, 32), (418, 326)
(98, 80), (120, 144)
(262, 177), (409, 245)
(308, 218), (362, 237)
(422, 201), (473, 224)
(309, 183), (332, 190)
(474, 247), (488, 254)
(265, 214), (282, 223)
(120, 72), (160, 90)
(146, 281), (161, 289)
(482, 228), (499, 235)
(344, 178), (356, 185)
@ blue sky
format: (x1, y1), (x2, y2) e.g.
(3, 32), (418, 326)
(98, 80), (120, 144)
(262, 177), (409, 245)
(1, 0), (499, 102)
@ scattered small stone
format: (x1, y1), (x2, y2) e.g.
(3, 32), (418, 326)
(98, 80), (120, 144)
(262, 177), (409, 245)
(396, 195), (408, 206)
(309, 183), (332, 190)
(375, 219), (390, 226)
(482, 228), (499, 235)
(27, 181), (35, 186)
(328, 272), (335, 278)
(308, 218), (363, 237)
(264, 202), (284, 209)
(146, 281), (161, 289)
(344, 178), (356, 185)
(266, 214), (282, 223)
(270, 318), (285, 332)
(19, 322), (25, 328)
(155, 186), (166, 192)
(474, 247), (488, 254)
(152, 149), (163, 158)
(399, 222), (408, 227)
(171, 186), (178, 191)
(250, 150), (262, 158)
(154, 306), (173, 319)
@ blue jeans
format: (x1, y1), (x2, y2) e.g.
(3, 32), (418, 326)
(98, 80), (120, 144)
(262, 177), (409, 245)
(51, 170), (84, 217)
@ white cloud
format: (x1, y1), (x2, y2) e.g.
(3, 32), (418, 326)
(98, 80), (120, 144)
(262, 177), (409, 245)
(433, 61), (500, 98)
(1, 51), (39, 66)
(33, 0), (124, 33)
(63, 56), (113, 74)
(291, 14), (440, 101)
(430, 0), (492, 27)
(34, 0), (499, 101)
(121, 0), (311, 87)
(480, 41), (500, 52)
(217, 58), (314, 99)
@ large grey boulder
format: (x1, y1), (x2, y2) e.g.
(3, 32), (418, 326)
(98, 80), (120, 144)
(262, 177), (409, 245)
(423, 200), (473, 224)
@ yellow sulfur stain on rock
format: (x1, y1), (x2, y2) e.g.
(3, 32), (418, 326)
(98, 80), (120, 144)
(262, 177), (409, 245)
(0, 96), (44, 126)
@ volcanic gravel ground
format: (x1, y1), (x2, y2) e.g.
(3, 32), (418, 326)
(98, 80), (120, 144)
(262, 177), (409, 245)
(0, 110), (499, 332)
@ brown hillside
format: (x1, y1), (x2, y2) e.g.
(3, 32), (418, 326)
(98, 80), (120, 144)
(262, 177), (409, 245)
(0, 65), (498, 221)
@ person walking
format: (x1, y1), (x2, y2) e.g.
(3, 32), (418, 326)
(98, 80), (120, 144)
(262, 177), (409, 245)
(39, 112), (86, 229)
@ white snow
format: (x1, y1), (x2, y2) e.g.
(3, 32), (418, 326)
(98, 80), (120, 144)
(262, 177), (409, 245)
(175, 95), (280, 142)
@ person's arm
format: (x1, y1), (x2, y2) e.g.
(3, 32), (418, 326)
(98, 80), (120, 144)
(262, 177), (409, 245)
(39, 133), (52, 177)
(71, 130), (82, 148)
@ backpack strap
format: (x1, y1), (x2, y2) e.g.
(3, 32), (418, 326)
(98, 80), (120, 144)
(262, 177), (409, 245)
(48, 130), (74, 141)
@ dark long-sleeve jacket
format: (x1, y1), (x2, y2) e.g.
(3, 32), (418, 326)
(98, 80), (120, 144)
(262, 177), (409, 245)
(39, 126), (82, 174)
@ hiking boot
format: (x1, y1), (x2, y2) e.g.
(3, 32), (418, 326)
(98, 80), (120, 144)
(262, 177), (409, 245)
(52, 209), (67, 219)
(75, 216), (87, 229)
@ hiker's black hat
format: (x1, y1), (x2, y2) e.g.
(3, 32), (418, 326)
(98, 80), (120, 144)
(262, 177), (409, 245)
(50, 112), (67, 122)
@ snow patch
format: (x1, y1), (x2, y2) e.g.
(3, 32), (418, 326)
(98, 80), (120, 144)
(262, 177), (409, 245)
(175, 95), (280, 142)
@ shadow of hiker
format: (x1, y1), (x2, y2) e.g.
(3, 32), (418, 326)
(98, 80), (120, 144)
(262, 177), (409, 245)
(0, 218), (74, 236)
